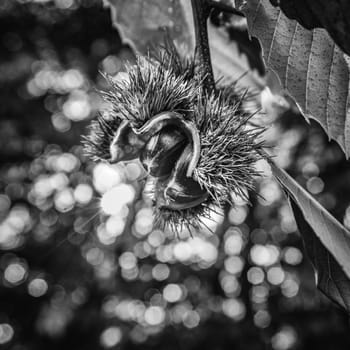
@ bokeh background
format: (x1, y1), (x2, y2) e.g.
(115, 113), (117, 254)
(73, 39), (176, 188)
(1, 1), (350, 349)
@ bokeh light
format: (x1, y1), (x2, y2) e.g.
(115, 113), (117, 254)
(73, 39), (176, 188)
(100, 184), (135, 215)
(100, 326), (122, 348)
(144, 306), (165, 326)
(272, 326), (298, 350)
(222, 298), (246, 321)
(163, 284), (183, 303)
(28, 278), (49, 297)
(4, 262), (28, 286)
(0, 323), (14, 345)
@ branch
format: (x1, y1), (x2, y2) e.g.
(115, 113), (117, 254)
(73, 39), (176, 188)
(191, 0), (215, 93)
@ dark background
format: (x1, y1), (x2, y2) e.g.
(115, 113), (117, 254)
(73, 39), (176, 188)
(0, 1), (350, 349)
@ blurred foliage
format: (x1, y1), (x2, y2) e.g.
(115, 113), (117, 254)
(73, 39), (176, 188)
(0, 1), (350, 350)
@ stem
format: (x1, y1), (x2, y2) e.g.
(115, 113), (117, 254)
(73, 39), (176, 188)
(191, 0), (215, 93)
(190, 0), (243, 94)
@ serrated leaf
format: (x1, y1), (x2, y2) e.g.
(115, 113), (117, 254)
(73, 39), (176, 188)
(290, 200), (350, 312)
(270, 161), (350, 310)
(274, 0), (350, 57)
(236, 0), (350, 157)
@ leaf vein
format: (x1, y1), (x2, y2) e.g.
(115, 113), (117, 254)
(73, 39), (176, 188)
(251, 0), (262, 30)
(344, 54), (350, 156)
(266, 9), (281, 67)
(326, 42), (336, 136)
(305, 30), (314, 114)
(285, 22), (298, 90)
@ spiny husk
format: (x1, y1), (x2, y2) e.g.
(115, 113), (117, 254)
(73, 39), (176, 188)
(193, 91), (264, 204)
(154, 201), (216, 235)
(83, 44), (197, 161)
(103, 47), (199, 128)
(83, 42), (265, 230)
(83, 111), (120, 161)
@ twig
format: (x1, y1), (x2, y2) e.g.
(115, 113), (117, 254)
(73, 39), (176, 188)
(191, 0), (215, 93)
(191, 0), (244, 94)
